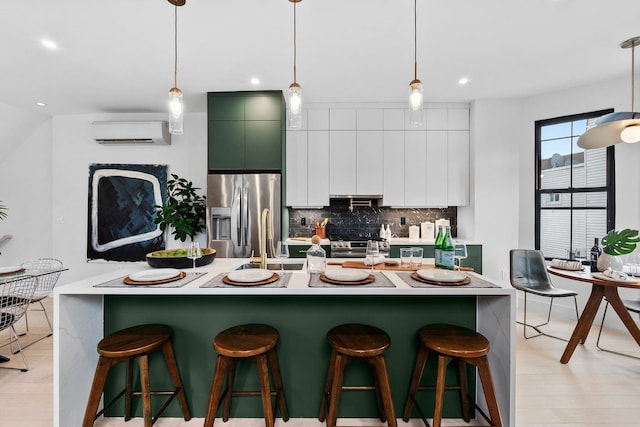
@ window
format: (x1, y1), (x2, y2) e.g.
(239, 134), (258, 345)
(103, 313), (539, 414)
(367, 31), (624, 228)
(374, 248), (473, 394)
(535, 110), (615, 260)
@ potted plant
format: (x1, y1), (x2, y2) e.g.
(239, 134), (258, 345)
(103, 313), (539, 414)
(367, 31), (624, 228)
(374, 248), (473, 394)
(0, 201), (7, 221)
(154, 174), (207, 243)
(597, 228), (640, 272)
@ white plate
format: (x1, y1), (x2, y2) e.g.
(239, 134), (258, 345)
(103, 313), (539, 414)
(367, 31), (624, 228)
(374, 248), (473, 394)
(324, 269), (370, 282)
(227, 269), (273, 283)
(592, 272), (635, 283)
(129, 268), (181, 282)
(0, 266), (23, 275)
(416, 269), (467, 283)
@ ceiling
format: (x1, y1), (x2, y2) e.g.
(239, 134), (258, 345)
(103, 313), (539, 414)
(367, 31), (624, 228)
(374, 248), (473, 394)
(2, 0), (640, 116)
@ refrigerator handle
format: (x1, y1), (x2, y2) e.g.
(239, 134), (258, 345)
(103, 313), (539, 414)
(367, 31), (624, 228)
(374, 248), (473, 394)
(242, 187), (249, 247)
(232, 186), (241, 246)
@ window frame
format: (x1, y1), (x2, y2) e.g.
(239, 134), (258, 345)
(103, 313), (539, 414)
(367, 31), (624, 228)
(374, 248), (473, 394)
(534, 109), (616, 260)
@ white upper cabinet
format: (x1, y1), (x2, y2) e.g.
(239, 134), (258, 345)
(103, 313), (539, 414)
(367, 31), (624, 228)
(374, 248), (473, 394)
(447, 130), (470, 206)
(330, 109), (356, 130)
(356, 131), (384, 195)
(404, 131), (427, 206)
(425, 131), (448, 206)
(307, 131), (330, 207)
(329, 131), (356, 195)
(285, 130), (308, 207)
(308, 109), (329, 130)
(384, 109), (405, 130)
(426, 108), (448, 130)
(382, 131), (404, 206)
(447, 108), (470, 130)
(357, 109), (383, 130)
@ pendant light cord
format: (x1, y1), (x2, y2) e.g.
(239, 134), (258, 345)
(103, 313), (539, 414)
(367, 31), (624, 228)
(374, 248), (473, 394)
(632, 42), (635, 112)
(174, 3), (178, 89)
(413, 0), (417, 80)
(293, 1), (297, 84)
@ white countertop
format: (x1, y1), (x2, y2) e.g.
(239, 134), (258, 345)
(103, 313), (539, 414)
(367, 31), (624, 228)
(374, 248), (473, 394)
(287, 237), (481, 245)
(55, 257), (511, 297)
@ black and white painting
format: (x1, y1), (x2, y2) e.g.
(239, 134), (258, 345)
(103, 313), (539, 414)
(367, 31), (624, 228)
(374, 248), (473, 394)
(87, 164), (167, 261)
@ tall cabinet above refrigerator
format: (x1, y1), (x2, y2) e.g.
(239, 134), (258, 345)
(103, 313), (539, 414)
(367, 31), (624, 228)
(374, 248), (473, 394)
(207, 173), (281, 258)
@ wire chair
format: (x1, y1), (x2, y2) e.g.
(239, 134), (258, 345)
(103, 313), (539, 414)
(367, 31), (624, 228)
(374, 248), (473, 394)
(596, 298), (640, 359)
(17, 258), (63, 351)
(0, 275), (38, 371)
(510, 249), (580, 341)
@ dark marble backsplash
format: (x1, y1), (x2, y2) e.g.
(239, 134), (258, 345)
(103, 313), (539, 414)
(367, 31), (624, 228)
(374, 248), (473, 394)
(288, 199), (457, 239)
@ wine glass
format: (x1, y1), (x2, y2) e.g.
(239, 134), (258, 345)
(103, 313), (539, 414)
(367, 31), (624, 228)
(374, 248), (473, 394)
(187, 242), (202, 274)
(275, 241), (289, 273)
(366, 240), (379, 272)
(454, 241), (468, 271)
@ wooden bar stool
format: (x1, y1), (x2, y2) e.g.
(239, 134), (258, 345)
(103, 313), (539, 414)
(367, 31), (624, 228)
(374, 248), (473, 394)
(318, 323), (397, 427)
(82, 324), (191, 427)
(403, 324), (502, 427)
(204, 324), (289, 427)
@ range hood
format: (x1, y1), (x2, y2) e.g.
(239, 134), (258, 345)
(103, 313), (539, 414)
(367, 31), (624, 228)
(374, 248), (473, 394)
(329, 195), (382, 212)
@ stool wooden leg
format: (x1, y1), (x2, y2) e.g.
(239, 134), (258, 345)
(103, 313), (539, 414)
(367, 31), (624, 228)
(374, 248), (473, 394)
(222, 360), (236, 422)
(371, 355), (397, 427)
(124, 359), (133, 421)
(256, 354), (275, 427)
(371, 365), (387, 422)
(82, 356), (113, 427)
(267, 348), (289, 421)
(318, 349), (337, 422)
(456, 359), (470, 422)
(403, 344), (429, 421)
(432, 354), (449, 427)
(475, 356), (503, 427)
(160, 340), (192, 421)
(138, 354), (152, 427)
(326, 353), (348, 427)
(204, 355), (232, 427)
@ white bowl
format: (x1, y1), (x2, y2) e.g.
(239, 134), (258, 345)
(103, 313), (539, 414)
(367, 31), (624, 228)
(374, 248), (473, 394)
(324, 269), (370, 282)
(129, 268), (181, 282)
(227, 269), (273, 283)
(416, 269), (466, 283)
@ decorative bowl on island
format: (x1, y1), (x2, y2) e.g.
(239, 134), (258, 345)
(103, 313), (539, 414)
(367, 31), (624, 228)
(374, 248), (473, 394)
(146, 248), (216, 269)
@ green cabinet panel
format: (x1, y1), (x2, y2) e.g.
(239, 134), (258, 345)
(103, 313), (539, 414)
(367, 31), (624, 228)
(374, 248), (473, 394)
(245, 95), (281, 120)
(208, 94), (245, 121)
(245, 121), (282, 170)
(208, 121), (245, 170)
(289, 244), (331, 258)
(389, 244), (482, 274)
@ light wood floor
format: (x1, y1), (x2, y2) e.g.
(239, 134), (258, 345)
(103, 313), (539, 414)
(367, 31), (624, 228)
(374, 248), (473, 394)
(1, 299), (639, 427)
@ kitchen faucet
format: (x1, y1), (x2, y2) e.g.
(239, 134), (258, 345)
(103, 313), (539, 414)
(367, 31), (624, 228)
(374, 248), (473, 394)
(250, 208), (271, 269)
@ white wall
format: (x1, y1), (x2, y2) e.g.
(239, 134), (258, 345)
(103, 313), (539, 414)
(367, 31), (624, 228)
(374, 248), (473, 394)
(50, 112), (207, 283)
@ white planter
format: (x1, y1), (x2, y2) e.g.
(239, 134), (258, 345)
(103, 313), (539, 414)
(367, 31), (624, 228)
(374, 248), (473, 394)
(597, 253), (623, 272)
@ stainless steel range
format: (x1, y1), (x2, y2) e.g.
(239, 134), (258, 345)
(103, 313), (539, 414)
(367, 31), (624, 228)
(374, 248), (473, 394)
(329, 237), (390, 258)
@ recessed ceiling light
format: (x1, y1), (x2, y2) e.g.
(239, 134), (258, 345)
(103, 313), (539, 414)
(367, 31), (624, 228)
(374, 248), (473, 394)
(36, 102), (47, 107)
(250, 77), (260, 85)
(40, 39), (58, 50)
(458, 77), (469, 86)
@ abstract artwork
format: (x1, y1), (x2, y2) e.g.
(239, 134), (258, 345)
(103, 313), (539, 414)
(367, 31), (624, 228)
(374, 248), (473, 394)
(87, 164), (167, 261)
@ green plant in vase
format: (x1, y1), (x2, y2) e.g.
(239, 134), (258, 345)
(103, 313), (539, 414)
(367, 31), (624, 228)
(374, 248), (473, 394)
(154, 174), (206, 243)
(598, 228), (640, 272)
(0, 201), (7, 221)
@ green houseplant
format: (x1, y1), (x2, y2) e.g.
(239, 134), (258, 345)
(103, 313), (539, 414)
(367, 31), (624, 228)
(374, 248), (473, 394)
(154, 174), (206, 243)
(0, 201), (7, 221)
(597, 228), (640, 271)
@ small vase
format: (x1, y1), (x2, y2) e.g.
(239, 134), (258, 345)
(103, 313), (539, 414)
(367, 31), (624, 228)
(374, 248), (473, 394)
(597, 253), (623, 272)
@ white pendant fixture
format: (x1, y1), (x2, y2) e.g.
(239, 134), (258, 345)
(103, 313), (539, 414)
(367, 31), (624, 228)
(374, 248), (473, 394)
(578, 36), (640, 149)
(168, 0), (185, 135)
(409, 0), (424, 126)
(287, 0), (302, 129)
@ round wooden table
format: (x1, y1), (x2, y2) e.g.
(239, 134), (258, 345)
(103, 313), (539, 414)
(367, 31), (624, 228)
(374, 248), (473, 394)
(547, 267), (640, 363)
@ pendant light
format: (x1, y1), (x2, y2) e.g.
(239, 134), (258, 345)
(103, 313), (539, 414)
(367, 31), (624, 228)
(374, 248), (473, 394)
(577, 36), (640, 149)
(409, 0), (424, 126)
(287, 0), (302, 129)
(168, 0), (185, 135)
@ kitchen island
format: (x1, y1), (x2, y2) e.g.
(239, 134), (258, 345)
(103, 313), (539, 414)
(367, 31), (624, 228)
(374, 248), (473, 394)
(53, 258), (514, 426)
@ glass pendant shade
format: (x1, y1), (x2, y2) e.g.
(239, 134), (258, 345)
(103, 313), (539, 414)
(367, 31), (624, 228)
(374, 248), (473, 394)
(409, 80), (424, 126)
(169, 87), (184, 135)
(288, 83), (302, 129)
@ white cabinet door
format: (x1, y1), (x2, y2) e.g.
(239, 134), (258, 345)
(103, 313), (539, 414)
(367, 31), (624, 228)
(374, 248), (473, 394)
(329, 131), (356, 195)
(330, 109), (356, 130)
(307, 131), (330, 207)
(356, 131), (384, 195)
(357, 109), (383, 130)
(382, 131), (404, 206)
(285, 130), (308, 206)
(404, 131), (427, 206)
(448, 130), (470, 206)
(425, 131), (448, 206)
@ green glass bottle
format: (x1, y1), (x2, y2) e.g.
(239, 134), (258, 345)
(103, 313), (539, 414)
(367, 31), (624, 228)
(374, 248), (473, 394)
(434, 226), (444, 268)
(441, 226), (455, 270)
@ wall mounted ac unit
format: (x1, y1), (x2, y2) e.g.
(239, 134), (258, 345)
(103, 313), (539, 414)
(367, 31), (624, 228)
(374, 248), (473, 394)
(92, 121), (171, 145)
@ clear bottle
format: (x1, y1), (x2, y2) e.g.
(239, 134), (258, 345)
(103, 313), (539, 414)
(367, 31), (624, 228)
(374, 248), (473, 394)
(307, 235), (327, 274)
(434, 226), (444, 268)
(385, 224), (392, 241)
(590, 237), (601, 272)
(441, 226), (456, 270)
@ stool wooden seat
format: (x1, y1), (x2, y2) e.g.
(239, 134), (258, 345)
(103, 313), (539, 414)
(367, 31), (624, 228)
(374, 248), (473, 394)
(403, 324), (502, 427)
(204, 324), (289, 427)
(82, 324), (191, 427)
(319, 323), (397, 427)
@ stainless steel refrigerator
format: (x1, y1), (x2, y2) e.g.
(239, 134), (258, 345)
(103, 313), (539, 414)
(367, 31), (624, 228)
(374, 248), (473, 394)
(207, 173), (281, 258)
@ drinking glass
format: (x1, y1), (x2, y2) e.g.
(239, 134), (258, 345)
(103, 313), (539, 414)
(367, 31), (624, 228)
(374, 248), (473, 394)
(275, 241), (290, 273)
(411, 247), (424, 268)
(366, 240), (379, 272)
(454, 241), (468, 271)
(400, 248), (412, 268)
(187, 242), (202, 274)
